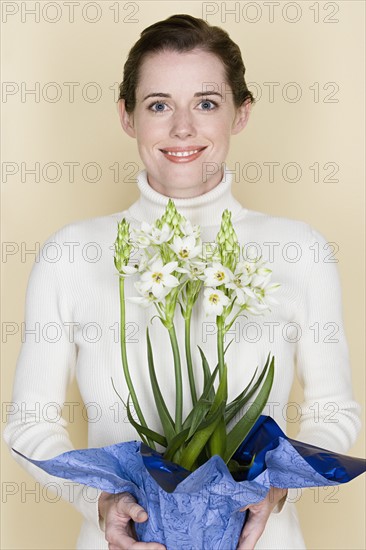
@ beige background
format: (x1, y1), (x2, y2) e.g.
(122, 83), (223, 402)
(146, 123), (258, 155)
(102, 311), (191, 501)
(1, 1), (365, 549)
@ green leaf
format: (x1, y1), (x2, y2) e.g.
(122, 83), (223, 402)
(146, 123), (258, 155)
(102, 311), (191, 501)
(179, 365), (228, 471)
(187, 400), (212, 439)
(227, 453), (255, 473)
(225, 367), (258, 411)
(126, 395), (167, 448)
(223, 298), (236, 320)
(164, 428), (190, 461)
(179, 401), (226, 470)
(111, 377), (152, 447)
(195, 338), (233, 404)
(178, 300), (185, 319)
(224, 356), (275, 464)
(208, 416), (227, 458)
(197, 346), (216, 402)
(182, 364), (219, 431)
(223, 338), (235, 355)
(146, 327), (176, 443)
(225, 354), (271, 424)
(165, 397), (229, 464)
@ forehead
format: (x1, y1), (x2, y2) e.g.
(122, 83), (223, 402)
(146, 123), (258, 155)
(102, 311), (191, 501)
(136, 49), (227, 96)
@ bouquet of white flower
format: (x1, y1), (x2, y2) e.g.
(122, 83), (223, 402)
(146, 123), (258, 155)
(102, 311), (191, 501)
(113, 199), (280, 471)
(15, 199), (366, 550)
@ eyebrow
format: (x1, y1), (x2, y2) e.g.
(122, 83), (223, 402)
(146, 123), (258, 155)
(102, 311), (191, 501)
(142, 91), (223, 101)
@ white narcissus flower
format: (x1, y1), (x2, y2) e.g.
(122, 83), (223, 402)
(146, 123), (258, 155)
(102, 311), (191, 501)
(252, 276), (281, 307)
(126, 281), (170, 308)
(121, 250), (159, 276)
(235, 286), (256, 306)
(243, 297), (271, 315)
(118, 264), (139, 278)
(176, 258), (207, 280)
(203, 287), (230, 316)
(227, 285), (269, 314)
(250, 266), (273, 287)
(135, 251), (160, 274)
(235, 260), (257, 281)
(169, 235), (202, 261)
(131, 222), (153, 248)
(132, 221), (174, 248)
(136, 253), (149, 274)
(150, 222), (175, 245)
(139, 259), (180, 299)
(179, 219), (200, 239)
(202, 262), (233, 287)
(225, 264), (252, 296)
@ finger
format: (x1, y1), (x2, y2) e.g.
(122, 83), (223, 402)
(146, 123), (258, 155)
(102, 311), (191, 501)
(106, 532), (165, 550)
(237, 535), (256, 550)
(237, 513), (267, 550)
(108, 538), (166, 550)
(129, 544), (166, 549)
(116, 496), (148, 523)
(114, 521), (166, 549)
(124, 501), (148, 523)
(237, 527), (263, 550)
(107, 542), (166, 550)
(105, 525), (137, 549)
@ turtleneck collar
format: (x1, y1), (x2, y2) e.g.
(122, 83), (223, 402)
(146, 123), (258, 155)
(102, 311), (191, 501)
(127, 164), (244, 227)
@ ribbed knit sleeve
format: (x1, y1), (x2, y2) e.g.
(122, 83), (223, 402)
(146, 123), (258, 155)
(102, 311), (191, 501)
(294, 227), (361, 452)
(3, 229), (103, 531)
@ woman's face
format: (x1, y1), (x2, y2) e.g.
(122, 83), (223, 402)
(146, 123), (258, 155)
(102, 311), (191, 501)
(118, 48), (251, 198)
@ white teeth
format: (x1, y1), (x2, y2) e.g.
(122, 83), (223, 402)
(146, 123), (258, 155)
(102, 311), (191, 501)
(165, 149), (200, 157)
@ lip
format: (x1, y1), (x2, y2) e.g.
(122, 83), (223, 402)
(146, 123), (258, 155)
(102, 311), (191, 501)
(159, 146), (207, 163)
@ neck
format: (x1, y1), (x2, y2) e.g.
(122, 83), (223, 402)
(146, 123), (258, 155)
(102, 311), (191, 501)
(127, 164), (244, 227)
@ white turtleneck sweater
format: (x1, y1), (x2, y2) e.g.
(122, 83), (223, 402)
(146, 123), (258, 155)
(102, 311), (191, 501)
(4, 166), (361, 550)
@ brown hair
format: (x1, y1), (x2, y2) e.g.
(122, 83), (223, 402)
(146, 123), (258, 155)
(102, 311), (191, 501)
(118, 14), (255, 113)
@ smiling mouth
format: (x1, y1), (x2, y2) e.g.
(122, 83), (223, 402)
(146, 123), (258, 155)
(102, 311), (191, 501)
(159, 146), (207, 158)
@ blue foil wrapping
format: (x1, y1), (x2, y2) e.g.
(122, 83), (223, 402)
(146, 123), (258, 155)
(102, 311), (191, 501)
(13, 415), (366, 550)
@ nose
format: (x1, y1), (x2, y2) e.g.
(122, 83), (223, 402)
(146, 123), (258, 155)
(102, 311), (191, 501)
(169, 108), (197, 139)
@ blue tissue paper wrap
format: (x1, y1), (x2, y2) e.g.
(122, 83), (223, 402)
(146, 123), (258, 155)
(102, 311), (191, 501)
(13, 415), (366, 550)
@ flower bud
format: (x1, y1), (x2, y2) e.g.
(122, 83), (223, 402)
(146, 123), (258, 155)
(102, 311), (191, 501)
(114, 218), (132, 272)
(215, 210), (239, 270)
(159, 199), (187, 237)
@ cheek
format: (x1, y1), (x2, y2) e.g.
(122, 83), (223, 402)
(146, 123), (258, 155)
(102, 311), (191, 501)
(136, 119), (165, 145)
(206, 114), (234, 137)
(211, 122), (233, 146)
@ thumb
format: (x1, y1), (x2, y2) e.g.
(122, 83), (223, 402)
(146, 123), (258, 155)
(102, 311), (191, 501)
(131, 504), (148, 523)
(128, 501), (148, 523)
(115, 493), (148, 523)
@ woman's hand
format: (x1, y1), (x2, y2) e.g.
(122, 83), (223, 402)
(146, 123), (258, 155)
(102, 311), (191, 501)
(236, 486), (288, 550)
(98, 491), (166, 550)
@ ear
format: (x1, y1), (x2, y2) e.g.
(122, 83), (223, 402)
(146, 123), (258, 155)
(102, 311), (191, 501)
(231, 98), (252, 135)
(117, 99), (136, 138)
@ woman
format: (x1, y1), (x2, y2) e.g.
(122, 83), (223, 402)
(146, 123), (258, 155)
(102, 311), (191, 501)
(4, 14), (361, 550)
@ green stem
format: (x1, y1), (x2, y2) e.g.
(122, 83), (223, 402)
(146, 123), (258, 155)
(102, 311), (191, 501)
(185, 307), (198, 406)
(223, 305), (246, 335)
(208, 310), (228, 461)
(217, 315), (225, 381)
(119, 277), (150, 432)
(167, 324), (183, 432)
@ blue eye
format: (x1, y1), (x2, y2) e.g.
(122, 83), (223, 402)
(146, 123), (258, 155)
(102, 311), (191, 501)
(199, 100), (217, 110)
(149, 102), (167, 113)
